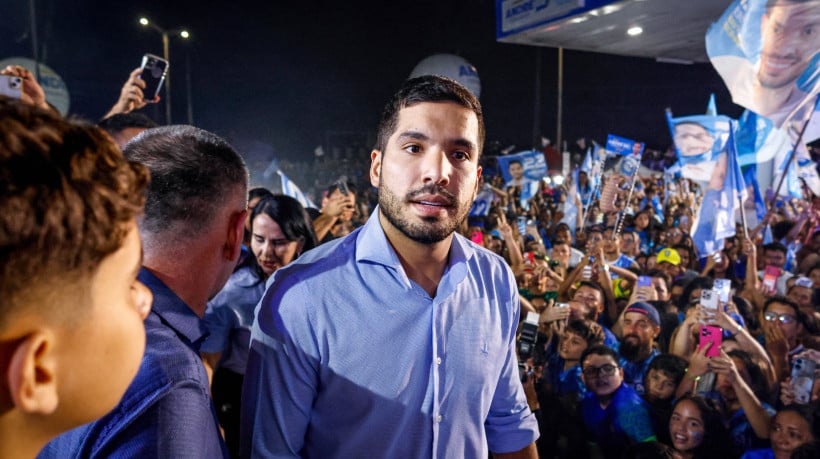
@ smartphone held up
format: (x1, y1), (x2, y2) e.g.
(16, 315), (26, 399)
(139, 54), (168, 103)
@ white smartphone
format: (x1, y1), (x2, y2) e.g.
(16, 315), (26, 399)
(0, 74), (23, 99)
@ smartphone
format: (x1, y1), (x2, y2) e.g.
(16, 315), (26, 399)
(637, 276), (652, 288)
(139, 53), (169, 102)
(700, 289), (718, 324)
(714, 279), (731, 304)
(336, 178), (350, 196)
(762, 266), (780, 294)
(790, 358), (817, 405)
(470, 231), (484, 245)
(516, 216), (527, 236)
(699, 325), (723, 357)
(582, 265), (592, 280)
(0, 74), (23, 99)
(554, 302), (569, 308)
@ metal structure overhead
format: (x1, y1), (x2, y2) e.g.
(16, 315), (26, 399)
(497, 0), (735, 63)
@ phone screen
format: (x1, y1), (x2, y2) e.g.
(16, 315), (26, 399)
(762, 266), (780, 294)
(637, 276), (652, 288)
(714, 279), (731, 304)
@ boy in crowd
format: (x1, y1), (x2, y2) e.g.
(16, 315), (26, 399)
(0, 98), (152, 458)
(580, 345), (656, 458)
(641, 354), (687, 446)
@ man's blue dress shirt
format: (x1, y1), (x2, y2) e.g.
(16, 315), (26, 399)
(39, 268), (228, 458)
(201, 265), (266, 374)
(241, 210), (539, 458)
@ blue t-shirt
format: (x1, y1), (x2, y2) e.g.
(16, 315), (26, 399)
(582, 383), (656, 456)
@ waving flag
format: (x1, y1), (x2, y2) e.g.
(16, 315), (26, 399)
(278, 170), (316, 210)
(469, 186), (495, 216)
(706, 0), (820, 143)
(691, 122), (746, 258)
(496, 150), (548, 187)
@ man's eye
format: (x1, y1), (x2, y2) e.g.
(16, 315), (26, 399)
(405, 145), (421, 153)
(452, 151), (469, 161)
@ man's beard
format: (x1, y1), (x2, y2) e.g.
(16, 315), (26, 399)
(378, 181), (468, 245)
(619, 334), (647, 361)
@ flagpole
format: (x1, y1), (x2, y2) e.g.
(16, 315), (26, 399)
(613, 169), (640, 240)
(769, 95), (818, 207)
(579, 163), (602, 232)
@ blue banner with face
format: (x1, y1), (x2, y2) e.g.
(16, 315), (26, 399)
(666, 112), (734, 184)
(707, 0), (820, 142)
(496, 149), (548, 187)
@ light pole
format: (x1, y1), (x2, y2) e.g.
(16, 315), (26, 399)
(139, 17), (189, 124)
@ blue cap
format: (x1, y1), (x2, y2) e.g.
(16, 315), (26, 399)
(624, 302), (661, 326)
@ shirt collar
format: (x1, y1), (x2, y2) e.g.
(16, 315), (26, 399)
(355, 206), (476, 295)
(138, 267), (210, 350)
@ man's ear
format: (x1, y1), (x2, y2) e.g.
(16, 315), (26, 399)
(5, 332), (59, 415)
(224, 209), (248, 262)
(370, 150), (382, 188)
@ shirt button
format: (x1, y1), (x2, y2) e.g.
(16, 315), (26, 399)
(436, 414), (442, 423)
(436, 357), (442, 365)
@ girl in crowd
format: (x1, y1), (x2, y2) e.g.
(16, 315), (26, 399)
(201, 194), (318, 457)
(669, 395), (739, 459)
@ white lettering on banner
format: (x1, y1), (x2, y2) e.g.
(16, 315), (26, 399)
(505, 0), (534, 19)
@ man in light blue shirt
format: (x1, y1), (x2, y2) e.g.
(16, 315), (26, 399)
(241, 76), (539, 458)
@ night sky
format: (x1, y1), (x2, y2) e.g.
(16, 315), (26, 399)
(1, 0), (743, 162)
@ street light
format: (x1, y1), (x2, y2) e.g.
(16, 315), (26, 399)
(139, 16), (189, 124)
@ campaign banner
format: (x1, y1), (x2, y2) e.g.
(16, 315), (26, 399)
(277, 170), (316, 210)
(603, 134), (644, 177)
(690, 122), (746, 258)
(666, 111), (734, 186)
(706, 0), (820, 142)
(496, 149), (548, 187)
(469, 186), (495, 217)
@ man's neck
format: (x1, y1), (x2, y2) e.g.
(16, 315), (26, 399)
(604, 251), (620, 262)
(379, 212), (451, 298)
(754, 83), (796, 117)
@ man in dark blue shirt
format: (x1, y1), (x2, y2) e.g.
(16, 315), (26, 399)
(39, 126), (249, 458)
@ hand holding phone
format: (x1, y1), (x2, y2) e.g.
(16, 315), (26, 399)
(762, 266), (780, 295)
(699, 289), (719, 324)
(0, 74), (23, 100)
(790, 358), (817, 404)
(139, 54), (168, 102)
(699, 325), (723, 357)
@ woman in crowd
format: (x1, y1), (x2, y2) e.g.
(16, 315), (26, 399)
(741, 404), (819, 459)
(201, 194), (318, 457)
(669, 394), (739, 459)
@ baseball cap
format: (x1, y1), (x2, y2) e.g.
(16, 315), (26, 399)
(624, 302), (661, 326)
(657, 248), (681, 266)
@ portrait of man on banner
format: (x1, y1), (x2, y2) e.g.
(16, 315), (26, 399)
(666, 113), (733, 189)
(707, 0), (820, 141)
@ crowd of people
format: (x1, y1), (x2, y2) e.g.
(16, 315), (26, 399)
(2, 59), (820, 459)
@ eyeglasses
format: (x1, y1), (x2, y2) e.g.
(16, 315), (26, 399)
(666, 231), (681, 237)
(582, 364), (619, 378)
(763, 312), (796, 324)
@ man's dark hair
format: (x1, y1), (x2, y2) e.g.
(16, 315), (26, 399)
(508, 159), (522, 167)
(124, 125), (248, 248)
(580, 344), (619, 368)
(374, 75), (484, 155)
(763, 241), (788, 255)
(646, 268), (671, 293)
(249, 187), (274, 203)
(565, 319), (605, 348)
(325, 181), (357, 198)
(97, 113), (158, 135)
(647, 353), (687, 386)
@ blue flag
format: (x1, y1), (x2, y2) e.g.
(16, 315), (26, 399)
(706, 0), (820, 143)
(496, 150), (547, 188)
(278, 170), (316, 210)
(469, 186), (494, 217)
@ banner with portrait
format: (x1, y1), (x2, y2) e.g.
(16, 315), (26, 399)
(707, 0), (820, 143)
(667, 113), (746, 257)
(496, 149), (548, 187)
